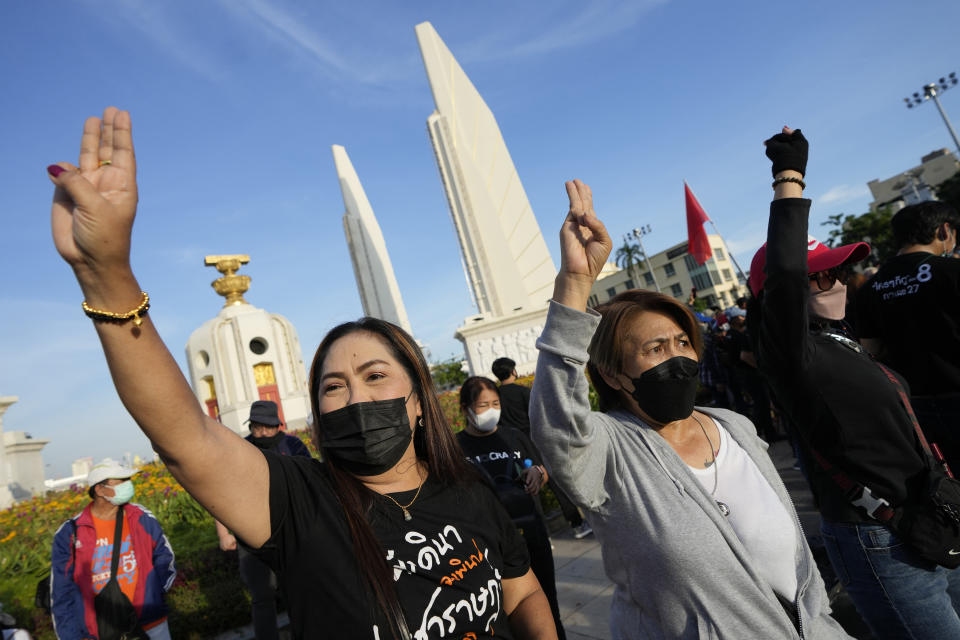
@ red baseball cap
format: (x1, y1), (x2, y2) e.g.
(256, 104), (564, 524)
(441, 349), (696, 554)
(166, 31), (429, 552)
(749, 235), (870, 297)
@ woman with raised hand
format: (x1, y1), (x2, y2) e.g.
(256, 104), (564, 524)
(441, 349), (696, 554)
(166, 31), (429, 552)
(47, 107), (557, 640)
(528, 180), (850, 638)
(750, 127), (960, 639)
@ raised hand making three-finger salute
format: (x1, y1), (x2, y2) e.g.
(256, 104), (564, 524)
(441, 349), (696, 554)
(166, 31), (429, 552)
(46, 108), (274, 553)
(552, 179), (613, 311)
(49, 107), (142, 313)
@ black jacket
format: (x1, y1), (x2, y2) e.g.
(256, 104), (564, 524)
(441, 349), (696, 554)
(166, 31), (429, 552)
(755, 198), (928, 524)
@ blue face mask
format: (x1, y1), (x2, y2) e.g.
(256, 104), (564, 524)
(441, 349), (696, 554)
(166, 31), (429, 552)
(105, 480), (135, 505)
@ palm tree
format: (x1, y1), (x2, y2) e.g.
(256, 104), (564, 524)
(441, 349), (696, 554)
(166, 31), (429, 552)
(614, 241), (644, 290)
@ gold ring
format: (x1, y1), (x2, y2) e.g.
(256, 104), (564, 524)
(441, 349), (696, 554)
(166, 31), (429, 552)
(99, 160), (112, 167)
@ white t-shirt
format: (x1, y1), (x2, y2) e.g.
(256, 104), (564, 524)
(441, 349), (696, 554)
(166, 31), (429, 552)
(687, 419), (798, 600)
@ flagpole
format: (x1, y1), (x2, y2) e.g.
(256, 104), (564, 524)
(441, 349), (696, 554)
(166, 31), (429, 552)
(631, 229), (662, 293)
(706, 219), (749, 293)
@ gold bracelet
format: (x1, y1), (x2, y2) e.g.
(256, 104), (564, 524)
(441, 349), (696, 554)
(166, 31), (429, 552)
(772, 176), (806, 190)
(82, 291), (150, 327)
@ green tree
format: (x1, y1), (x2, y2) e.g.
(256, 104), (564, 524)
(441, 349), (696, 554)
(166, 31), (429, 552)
(821, 205), (897, 266)
(935, 170), (960, 213)
(614, 240), (644, 288)
(431, 357), (468, 391)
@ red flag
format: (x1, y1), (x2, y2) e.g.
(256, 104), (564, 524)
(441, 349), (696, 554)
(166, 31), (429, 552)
(685, 182), (712, 265)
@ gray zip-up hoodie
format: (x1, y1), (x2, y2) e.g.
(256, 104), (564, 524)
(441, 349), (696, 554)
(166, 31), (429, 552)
(530, 300), (851, 639)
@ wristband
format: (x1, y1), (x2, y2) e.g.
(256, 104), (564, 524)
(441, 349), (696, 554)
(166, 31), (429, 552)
(82, 291), (150, 327)
(772, 176), (805, 190)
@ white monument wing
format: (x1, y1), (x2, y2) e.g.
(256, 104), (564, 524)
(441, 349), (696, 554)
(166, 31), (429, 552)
(416, 22), (556, 318)
(332, 145), (413, 335)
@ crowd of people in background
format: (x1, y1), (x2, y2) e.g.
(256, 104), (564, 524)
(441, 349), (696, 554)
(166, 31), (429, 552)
(22, 103), (960, 640)
(697, 297), (783, 443)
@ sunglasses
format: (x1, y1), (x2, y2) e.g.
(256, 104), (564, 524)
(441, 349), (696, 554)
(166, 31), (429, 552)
(809, 267), (850, 291)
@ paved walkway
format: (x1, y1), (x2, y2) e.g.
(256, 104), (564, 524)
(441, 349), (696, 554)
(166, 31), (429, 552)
(551, 529), (611, 639)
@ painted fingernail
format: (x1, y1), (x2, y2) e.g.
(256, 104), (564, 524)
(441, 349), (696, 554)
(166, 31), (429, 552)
(47, 165), (66, 178)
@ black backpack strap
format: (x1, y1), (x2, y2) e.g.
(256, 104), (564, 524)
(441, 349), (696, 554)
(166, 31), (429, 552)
(874, 360), (954, 478)
(104, 507), (150, 639)
(804, 443), (896, 523)
(70, 519), (77, 567)
(109, 509), (124, 579)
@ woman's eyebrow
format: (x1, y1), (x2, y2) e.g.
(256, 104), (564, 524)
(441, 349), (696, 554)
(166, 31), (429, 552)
(320, 359), (390, 381)
(640, 332), (688, 349)
(640, 336), (668, 349)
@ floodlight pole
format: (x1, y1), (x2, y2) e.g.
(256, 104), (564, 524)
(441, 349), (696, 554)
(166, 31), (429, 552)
(928, 89), (960, 156)
(904, 73), (960, 156)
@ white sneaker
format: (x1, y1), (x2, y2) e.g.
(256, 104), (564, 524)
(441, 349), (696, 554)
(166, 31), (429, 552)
(572, 522), (593, 539)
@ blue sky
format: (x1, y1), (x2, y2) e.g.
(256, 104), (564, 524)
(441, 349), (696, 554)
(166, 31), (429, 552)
(2, 0), (959, 477)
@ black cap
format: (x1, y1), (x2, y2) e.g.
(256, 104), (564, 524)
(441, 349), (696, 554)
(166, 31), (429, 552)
(246, 400), (281, 426)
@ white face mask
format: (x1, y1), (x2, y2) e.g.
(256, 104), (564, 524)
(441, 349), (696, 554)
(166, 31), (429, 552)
(809, 281), (847, 321)
(104, 480), (135, 506)
(469, 408), (500, 433)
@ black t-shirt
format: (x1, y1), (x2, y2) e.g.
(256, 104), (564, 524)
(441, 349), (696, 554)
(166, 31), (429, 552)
(497, 384), (531, 434)
(258, 452), (530, 639)
(455, 428), (542, 525)
(857, 252), (960, 396)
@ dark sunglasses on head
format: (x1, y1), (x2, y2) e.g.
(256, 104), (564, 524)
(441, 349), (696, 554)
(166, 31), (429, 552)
(809, 267), (850, 291)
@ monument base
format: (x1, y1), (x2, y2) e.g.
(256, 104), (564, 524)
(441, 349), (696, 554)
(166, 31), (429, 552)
(454, 305), (549, 378)
(0, 485), (14, 511)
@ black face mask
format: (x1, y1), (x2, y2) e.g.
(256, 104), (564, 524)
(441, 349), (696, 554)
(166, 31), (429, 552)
(318, 396), (414, 476)
(628, 356), (700, 424)
(249, 431), (285, 450)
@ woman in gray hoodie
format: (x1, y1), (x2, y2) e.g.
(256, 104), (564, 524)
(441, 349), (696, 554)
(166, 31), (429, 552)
(528, 179), (850, 639)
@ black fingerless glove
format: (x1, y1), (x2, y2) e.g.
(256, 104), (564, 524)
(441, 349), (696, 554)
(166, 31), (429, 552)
(764, 129), (808, 177)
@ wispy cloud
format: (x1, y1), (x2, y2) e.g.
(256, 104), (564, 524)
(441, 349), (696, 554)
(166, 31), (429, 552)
(218, 0), (352, 75)
(92, 1), (665, 98)
(213, 0), (416, 87)
(460, 0), (668, 62)
(95, 0), (413, 90)
(818, 183), (870, 206)
(99, 3), (227, 84)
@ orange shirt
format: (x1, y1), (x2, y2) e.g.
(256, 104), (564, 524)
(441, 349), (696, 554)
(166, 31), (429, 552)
(90, 512), (139, 605)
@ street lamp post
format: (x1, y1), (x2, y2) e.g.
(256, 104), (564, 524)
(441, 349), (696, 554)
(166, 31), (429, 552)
(904, 72), (960, 156)
(627, 225), (662, 293)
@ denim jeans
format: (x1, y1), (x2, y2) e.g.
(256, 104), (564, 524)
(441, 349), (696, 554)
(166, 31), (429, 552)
(821, 519), (960, 639)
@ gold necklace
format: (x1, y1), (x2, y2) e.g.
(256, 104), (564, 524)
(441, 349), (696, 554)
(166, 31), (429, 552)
(692, 413), (730, 517)
(381, 469), (426, 521)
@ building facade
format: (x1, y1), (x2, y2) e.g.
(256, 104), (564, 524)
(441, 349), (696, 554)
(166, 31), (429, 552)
(868, 148), (960, 211)
(332, 144), (414, 335)
(589, 234), (746, 310)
